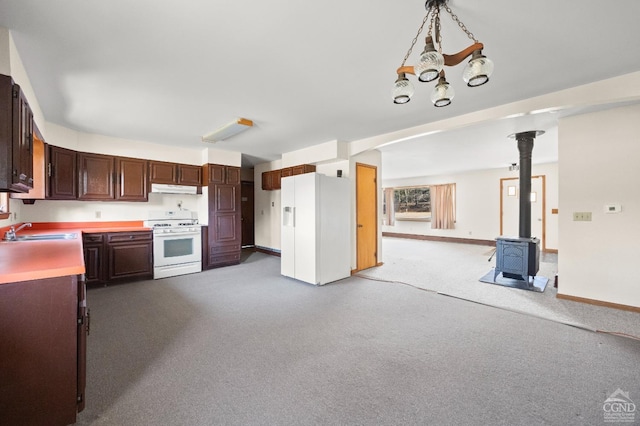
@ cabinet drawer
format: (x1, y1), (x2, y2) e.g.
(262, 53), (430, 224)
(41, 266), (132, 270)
(106, 231), (152, 243)
(209, 252), (240, 265)
(210, 244), (240, 254)
(82, 233), (104, 243)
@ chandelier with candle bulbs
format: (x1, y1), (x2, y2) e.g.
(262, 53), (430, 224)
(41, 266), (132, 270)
(393, 0), (494, 107)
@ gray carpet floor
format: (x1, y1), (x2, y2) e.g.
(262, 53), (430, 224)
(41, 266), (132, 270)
(359, 237), (640, 339)
(77, 249), (640, 426)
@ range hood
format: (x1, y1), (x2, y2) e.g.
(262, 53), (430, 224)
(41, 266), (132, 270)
(150, 184), (199, 195)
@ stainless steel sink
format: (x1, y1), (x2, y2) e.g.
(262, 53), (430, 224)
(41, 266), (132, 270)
(15, 233), (78, 241)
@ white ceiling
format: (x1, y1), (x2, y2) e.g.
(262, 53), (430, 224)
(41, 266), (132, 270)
(2, 0), (640, 179)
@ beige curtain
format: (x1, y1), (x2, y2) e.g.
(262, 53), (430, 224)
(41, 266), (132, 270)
(431, 184), (456, 229)
(384, 188), (395, 226)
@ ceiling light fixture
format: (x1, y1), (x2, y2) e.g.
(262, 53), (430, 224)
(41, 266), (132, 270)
(393, 0), (493, 107)
(202, 118), (253, 143)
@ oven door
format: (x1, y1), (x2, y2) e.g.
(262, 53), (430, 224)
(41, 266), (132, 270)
(153, 231), (202, 267)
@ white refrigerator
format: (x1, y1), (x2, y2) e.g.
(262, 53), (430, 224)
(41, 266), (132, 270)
(281, 172), (351, 285)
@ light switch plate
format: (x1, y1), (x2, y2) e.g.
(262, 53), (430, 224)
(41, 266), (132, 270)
(604, 204), (621, 213)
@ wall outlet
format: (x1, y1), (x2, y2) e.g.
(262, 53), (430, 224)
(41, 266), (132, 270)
(95, 211), (102, 219)
(573, 212), (592, 221)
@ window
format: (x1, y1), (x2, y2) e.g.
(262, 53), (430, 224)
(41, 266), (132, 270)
(393, 186), (431, 221)
(0, 193), (10, 220)
(383, 183), (456, 228)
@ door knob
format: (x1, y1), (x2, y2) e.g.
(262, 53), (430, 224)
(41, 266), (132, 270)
(357, 224), (363, 228)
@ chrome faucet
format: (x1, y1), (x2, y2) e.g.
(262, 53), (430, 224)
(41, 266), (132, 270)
(3, 222), (32, 241)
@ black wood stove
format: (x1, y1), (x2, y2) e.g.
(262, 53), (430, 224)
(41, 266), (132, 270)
(487, 130), (547, 292)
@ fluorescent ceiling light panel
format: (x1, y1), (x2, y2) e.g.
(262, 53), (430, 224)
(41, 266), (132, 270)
(202, 118), (253, 143)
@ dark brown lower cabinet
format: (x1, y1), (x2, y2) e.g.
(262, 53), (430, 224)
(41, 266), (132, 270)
(83, 231), (153, 285)
(106, 232), (153, 281)
(83, 232), (106, 285)
(0, 274), (87, 425)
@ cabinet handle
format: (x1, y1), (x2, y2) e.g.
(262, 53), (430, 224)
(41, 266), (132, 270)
(129, 235), (134, 239)
(47, 163), (52, 177)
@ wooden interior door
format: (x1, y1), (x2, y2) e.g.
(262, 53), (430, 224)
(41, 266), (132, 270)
(241, 181), (255, 247)
(500, 175), (546, 249)
(356, 163), (378, 271)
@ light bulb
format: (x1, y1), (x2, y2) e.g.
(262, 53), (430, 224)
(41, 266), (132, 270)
(392, 73), (414, 104)
(463, 50), (494, 87)
(414, 37), (444, 83)
(430, 77), (454, 107)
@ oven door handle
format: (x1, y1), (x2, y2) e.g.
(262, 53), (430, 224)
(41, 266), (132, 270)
(153, 232), (201, 238)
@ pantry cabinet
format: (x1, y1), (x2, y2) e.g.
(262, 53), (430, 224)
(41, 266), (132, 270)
(205, 164), (242, 268)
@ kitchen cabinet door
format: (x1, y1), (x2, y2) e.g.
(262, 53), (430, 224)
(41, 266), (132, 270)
(225, 166), (240, 184)
(13, 86), (34, 192)
(78, 152), (115, 200)
(149, 160), (177, 184)
(116, 157), (148, 201)
(209, 164), (239, 185)
(47, 145), (77, 199)
(207, 181), (241, 268)
(106, 231), (153, 281)
(178, 164), (202, 185)
(292, 164), (316, 175)
(0, 274), (86, 425)
(208, 164), (225, 184)
(0, 75), (34, 193)
(83, 233), (106, 285)
(261, 171), (270, 190)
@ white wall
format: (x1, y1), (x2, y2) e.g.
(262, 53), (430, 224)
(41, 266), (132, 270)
(382, 162), (559, 250)
(558, 104), (640, 308)
(254, 160), (283, 251)
(0, 28), (10, 76)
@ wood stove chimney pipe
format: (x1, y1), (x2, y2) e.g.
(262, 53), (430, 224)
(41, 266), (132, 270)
(511, 130), (544, 239)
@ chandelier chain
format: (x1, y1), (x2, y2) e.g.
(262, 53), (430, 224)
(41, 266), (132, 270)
(400, 11), (432, 67)
(434, 6), (442, 53)
(443, 4), (478, 43)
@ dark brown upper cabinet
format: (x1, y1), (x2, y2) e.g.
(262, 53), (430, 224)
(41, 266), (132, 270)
(292, 164), (316, 175)
(208, 164), (240, 185)
(149, 160), (202, 186)
(148, 160), (177, 184)
(261, 164), (315, 191)
(47, 145), (77, 199)
(77, 152), (115, 200)
(178, 164), (202, 186)
(0, 74), (34, 193)
(115, 157), (148, 201)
